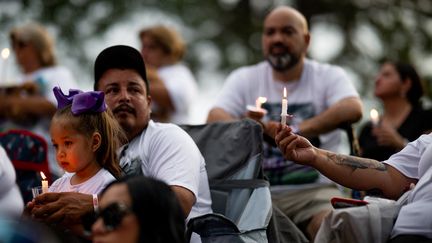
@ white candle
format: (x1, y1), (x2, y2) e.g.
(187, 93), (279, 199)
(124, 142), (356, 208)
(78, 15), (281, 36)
(370, 109), (380, 126)
(40, 171), (49, 193)
(281, 87), (288, 125)
(1, 48), (10, 82)
(255, 96), (267, 110)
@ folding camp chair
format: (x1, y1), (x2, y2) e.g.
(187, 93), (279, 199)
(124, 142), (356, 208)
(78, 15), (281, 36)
(180, 119), (271, 242)
(0, 129), (51, 202)
(181, 119), (308, 243)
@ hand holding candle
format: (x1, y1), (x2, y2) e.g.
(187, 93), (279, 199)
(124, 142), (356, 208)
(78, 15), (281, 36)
(370, 109), (380, 126)
(246, 96), (267, 114)
(281, 87), (288, 125)
(255, 96), (267, 110)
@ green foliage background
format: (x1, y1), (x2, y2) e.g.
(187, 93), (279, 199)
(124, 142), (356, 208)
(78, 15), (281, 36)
(1, 0), (432, 98)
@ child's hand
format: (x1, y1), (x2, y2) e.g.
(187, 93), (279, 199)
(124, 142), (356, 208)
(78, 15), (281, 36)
(23, 199), (36, 217)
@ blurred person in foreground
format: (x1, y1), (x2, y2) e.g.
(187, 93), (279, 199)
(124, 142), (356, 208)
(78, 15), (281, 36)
(92, 176), (186, 243)
(0, 216), (62, 243)
(139, 25), (198, 124)
(275, 124), (432, 243)
(359, 60), (432, 162)
(206, 5), (362, 240)
(0, 22), (78, 177)
(27, 45), (212, 243)
(0, 145), (24, 217)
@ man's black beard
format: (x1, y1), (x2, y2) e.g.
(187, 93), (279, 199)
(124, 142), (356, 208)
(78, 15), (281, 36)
(267, 53), (299, 71)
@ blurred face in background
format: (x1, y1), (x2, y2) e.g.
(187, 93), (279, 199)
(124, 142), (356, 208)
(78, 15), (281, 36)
(374, 62), (410, 100)
(92, 183), (139, 243)
(140, 35), (168, 68)
(12, 40), (41, 74)
(262, 7), (310, 71)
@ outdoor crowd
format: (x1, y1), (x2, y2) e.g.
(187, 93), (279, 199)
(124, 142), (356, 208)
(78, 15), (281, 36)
(0, 5), (431, 243)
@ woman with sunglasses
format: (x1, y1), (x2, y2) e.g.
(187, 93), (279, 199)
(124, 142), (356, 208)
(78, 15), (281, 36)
(92, 176), (186, 243)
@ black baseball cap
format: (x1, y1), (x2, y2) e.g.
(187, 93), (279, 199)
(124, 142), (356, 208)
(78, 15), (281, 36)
(94, 45), (149, 91)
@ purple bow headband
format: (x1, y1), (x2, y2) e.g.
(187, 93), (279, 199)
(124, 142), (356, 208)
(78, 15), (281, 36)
(53, 86), (107, 115)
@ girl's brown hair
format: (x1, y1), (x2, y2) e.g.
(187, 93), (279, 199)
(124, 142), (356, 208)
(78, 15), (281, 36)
(53, 106), (126, 178)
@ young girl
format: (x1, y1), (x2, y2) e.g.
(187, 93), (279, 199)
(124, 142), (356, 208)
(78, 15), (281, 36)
(49, 86), (125, 194)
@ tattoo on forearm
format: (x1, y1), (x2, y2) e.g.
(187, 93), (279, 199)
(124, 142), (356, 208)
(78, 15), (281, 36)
(326, 153), (387, 171)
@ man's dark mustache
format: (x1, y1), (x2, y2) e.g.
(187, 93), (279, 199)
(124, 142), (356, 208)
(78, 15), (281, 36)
(269, 43), (289, 54)
(113, 104), (136, 115)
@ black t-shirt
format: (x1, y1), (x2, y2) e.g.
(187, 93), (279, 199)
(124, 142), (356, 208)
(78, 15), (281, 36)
(359, 106), (432, 161)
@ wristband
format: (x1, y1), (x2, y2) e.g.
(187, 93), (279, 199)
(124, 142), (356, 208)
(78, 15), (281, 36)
(92, 194), (99, 213)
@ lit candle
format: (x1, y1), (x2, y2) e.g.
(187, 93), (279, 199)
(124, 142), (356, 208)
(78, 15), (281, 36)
(255, 96), (267, 110)
(1, 48), (10, 82)
(40, 171), (49, 193)
(370, 109), (380, 126)
(281, 87), (288, 125)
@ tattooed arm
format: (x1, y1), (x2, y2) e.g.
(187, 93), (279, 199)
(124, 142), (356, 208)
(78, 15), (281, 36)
(275, 125), (415, 199)
(328, 153), (386, 171)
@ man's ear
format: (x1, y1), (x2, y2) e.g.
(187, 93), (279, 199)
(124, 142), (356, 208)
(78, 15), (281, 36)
(147, 95), (152, 116)
(304, 32), (311, 48)
(92, 132), (102, 152)
(147, 95), (152, 106)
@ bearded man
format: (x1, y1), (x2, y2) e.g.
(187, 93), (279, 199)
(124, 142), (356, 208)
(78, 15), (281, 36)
(207, 6), (362, 241)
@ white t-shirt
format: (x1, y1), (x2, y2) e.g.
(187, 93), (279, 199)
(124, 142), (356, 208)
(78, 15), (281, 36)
(213, 59), (359, 188)
(0, 146), (24, 216)
(18, 66), (78, 104)
(8, 66), (79, 176)
(155, 63), (198, 124)
(50, 168), (115, 195)
(383, 133), (432, 238)
(119, 120), (212, 221)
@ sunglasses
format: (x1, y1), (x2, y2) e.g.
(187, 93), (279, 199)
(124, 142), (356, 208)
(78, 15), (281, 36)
(95, 202), (132, 231)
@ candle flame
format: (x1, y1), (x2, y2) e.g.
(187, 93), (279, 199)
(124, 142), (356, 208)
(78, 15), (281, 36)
(257, 96), (267, 104)
(370, 108), (380, 126)
(1, 48), (10, 59)
(40, 171), (47, 180)
(255, 96), (267, 109)
(283, 87), (287, 98)
(370, 109), (379, 120)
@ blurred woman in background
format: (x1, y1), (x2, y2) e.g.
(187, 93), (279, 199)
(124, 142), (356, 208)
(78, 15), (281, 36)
(359, 60), (432, 162)
(139, 25), (198, 124)
(0, 22), (79, 178)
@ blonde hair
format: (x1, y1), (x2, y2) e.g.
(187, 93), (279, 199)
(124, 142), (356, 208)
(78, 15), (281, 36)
(139, 25), (185, 64)
(9, 22), (57, 67)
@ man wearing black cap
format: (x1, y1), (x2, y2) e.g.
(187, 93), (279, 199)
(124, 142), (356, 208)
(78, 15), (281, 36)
(94, 45), (212, 221)
(28, 45), (212, 242)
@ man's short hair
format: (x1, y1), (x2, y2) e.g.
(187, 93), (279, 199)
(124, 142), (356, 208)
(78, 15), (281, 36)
(94, 45), (149, 91)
